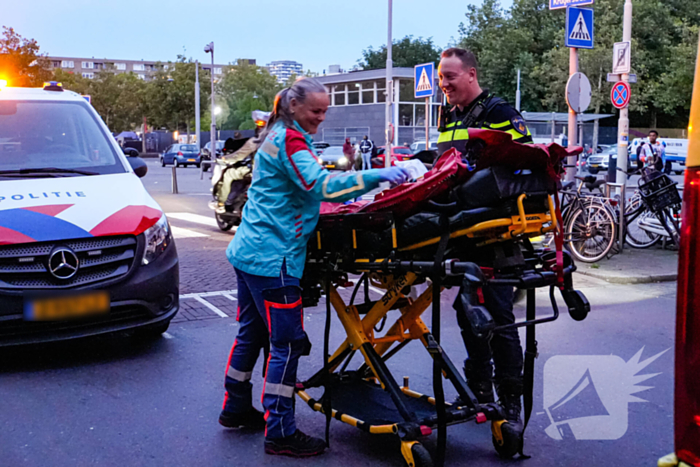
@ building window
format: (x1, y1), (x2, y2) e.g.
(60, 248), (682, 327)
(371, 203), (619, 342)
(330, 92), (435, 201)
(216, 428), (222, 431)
(347, 82), (360, 105)
(214, 67), (222, 75)
(376, 80), (386, 103)
(115, 63), (126, 71)
(361, 81), (375, 104)
(137, 74), (146, 80)
(82, 72), (94, 79)
(52, 61), (61, 68)
(82, 61), (94, 69)
(133, 63), (145, 71)
(61, 60), (74, 68)
(333, 85), (346, 106)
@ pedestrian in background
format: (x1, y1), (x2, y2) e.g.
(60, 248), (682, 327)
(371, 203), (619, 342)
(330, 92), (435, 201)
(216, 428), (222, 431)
(359, 135), (374, 170)
(639, 130), (666, 172)
(342, 137), (355, 170)
(218, 77), (410, 458)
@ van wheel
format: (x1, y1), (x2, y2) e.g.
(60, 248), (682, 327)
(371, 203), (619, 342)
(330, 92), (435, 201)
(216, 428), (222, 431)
(160, 158), (165, 167)
(675, 170), (683, 175)
(174, 159), (179, 168)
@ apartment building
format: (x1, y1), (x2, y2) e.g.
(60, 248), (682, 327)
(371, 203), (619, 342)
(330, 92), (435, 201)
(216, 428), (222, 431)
(267, 60), (303, 83)
(47, 56), (229, 81)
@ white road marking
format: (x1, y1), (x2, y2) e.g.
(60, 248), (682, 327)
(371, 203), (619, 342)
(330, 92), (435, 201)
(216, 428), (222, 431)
(171, 226), (209, 239)
(180, 289), (237, 299)
(222, 293), (237, 302)
(162, 332), (174, 339)
(166, 212), (218, 227)
(192, 295), (228, 318)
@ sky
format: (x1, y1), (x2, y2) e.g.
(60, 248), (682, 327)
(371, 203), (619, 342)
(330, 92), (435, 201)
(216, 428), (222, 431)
(1, 0), (511, 73)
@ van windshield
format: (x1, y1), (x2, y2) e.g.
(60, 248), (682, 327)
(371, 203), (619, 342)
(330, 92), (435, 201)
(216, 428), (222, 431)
(0, 100), (126, 178)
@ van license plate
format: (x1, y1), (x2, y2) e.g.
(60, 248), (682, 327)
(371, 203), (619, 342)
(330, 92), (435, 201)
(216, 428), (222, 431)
(188, 158), (195, 162)
(24, 291), (110, 321)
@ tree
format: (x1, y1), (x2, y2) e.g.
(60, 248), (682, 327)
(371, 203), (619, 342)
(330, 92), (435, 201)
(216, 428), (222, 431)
(145, 56), (211, 134)
(0, 26), (52, 86)
(359, 36), (442, 70)
(217, 63), (280, 130)
(456, 0), (698, 128)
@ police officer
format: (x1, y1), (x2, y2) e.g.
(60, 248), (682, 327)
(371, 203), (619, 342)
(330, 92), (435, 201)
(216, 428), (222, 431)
(437, 47), (531, 451)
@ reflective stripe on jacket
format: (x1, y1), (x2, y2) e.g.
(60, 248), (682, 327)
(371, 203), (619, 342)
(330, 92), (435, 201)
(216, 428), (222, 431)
(226, 120), (384, 278)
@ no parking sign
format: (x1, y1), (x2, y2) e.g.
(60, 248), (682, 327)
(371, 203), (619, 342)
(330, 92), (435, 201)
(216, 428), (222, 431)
(611, 81), (630, 109)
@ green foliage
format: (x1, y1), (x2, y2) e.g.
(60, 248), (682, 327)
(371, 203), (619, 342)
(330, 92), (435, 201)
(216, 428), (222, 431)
(0, 26), (52, 86)
(146, 56), (211, 133)
(457, 0), (698, 127)
(359, 36), (442, 70)
(216, 63), (280, 130)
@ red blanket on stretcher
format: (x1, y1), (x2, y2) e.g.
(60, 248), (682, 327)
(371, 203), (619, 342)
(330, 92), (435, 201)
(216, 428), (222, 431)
(320, 129), (582, 219)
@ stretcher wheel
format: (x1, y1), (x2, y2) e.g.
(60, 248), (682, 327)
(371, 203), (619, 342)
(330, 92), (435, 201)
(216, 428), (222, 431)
(401, 441), (433, 467)
(491, 420), (522, 459)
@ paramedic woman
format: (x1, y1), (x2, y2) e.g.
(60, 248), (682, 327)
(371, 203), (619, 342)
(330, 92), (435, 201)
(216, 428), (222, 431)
(217, 77), (410, 458)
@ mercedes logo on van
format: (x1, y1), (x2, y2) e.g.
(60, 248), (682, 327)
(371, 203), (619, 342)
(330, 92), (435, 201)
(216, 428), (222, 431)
(48, 248), (80, 280)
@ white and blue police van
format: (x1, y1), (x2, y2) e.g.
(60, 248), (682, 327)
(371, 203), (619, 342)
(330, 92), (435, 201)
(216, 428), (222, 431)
(0, 82), (179, 346)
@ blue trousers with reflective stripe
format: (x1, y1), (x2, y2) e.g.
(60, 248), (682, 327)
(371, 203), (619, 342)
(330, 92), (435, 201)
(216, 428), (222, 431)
(223, 265), (305, 439)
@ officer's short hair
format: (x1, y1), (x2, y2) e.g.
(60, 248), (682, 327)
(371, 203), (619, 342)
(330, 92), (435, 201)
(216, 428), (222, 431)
(649, 130), (659, 136)
(441, 48), (479, 75)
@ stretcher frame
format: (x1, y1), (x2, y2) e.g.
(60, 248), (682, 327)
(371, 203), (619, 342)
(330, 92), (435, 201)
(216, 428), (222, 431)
(298, 193), (590, 467)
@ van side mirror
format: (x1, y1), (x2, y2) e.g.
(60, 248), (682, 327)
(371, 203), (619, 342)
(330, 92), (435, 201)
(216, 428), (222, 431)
(127, 156), (148, 178)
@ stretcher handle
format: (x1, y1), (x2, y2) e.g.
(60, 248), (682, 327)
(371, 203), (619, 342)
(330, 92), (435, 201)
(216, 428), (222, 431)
(426, 200), (458, 214)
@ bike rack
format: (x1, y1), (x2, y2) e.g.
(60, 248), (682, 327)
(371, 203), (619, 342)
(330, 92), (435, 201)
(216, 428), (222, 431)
(606, 182), (626, 253)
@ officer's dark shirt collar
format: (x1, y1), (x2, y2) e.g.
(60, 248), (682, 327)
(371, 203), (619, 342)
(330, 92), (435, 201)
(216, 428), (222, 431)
(454, 89), (490, 120)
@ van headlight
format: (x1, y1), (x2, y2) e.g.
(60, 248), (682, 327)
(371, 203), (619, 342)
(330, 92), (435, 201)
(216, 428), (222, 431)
(142, 214), (171, 265)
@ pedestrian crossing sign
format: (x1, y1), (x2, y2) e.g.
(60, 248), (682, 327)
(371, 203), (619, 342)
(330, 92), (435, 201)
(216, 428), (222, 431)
(565, 6), (594, 49)
(414, 62), (435, 98)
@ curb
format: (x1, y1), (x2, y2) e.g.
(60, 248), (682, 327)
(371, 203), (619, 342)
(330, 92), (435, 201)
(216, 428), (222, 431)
(576, 270), (678, 284)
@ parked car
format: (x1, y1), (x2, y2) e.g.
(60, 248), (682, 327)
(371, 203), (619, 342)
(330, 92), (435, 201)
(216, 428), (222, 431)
(371, 147), (400, 169)
(0, 82), (179, 346)
(410, 141), (438, 154)
(313, 141), (330, 155)
(378, 145), (414, 162)
(317, 146), (352, 171)
(585, 147), (615, 174)
(202, 140), (225, 160)
(161, 144), (202, 168)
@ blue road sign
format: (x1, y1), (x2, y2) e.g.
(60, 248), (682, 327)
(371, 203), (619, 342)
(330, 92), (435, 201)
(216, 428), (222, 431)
(549, 0), (594, 10)
(414, 62), (435, 98)
(565, 7), (594, 49)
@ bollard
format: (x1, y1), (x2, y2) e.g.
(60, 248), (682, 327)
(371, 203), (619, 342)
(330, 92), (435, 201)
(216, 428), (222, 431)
(171, 166), (178, 194)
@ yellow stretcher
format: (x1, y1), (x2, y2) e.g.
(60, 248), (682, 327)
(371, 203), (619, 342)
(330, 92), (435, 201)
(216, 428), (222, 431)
(298, 190), (591, 467)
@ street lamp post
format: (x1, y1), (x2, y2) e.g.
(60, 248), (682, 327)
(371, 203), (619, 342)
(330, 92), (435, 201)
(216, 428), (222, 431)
(385, 0), (393, 168)
(204, 42), (216, 149)
(195, 60), (201, 151)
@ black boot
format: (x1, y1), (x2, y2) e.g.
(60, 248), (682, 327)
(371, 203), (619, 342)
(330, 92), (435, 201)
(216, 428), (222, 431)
(492, 377), (524, 458)
(456, 360), (495, 406)
(264, 429), (327, 458)
(218, 407), (266, 430)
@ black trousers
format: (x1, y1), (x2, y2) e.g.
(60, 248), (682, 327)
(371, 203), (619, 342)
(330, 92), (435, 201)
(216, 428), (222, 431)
(454, 283), (523, 383)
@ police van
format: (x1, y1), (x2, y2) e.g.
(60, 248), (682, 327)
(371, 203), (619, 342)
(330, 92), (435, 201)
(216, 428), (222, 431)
(0, 82), (179, 346)
(629, 137), (688, 174)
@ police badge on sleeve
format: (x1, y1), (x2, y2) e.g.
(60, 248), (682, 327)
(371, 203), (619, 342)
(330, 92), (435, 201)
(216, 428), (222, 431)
(511, 116), (528, 135)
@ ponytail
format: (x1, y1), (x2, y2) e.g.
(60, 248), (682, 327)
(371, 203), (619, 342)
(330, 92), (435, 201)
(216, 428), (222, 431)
(256, 77), (327, 145)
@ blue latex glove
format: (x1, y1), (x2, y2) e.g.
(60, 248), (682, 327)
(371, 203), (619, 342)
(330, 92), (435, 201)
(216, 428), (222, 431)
(377, 166), (411, 186)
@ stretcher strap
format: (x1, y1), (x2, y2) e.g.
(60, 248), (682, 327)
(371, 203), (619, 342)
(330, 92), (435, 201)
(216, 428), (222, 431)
(553, 191), (565, 288)
(323, 275), (332, 448)
(432, 224), (450, 467)
(520, 289), (538, 459)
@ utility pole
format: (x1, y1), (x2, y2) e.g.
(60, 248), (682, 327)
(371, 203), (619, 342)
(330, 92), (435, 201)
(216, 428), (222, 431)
(615, 0), (633, 193)
(566, 47), (579, 181)
(195, 60), (201, 151)
(385, 0), (393, 168)
(515, 69), (521, 112)
(204, 42), (216, 149)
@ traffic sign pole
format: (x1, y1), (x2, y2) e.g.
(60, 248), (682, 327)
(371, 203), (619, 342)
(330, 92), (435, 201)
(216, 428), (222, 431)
(614, 0), (633, 253)
(566, 47), (579, 182)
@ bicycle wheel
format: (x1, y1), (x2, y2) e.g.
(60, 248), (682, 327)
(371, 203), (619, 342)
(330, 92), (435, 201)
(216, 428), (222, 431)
(625, 196), (662, 248)
(657, 208), (681, 245)
(566, 202), (616, 263)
